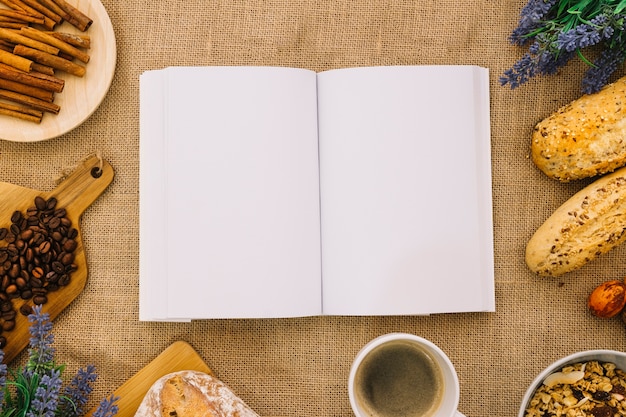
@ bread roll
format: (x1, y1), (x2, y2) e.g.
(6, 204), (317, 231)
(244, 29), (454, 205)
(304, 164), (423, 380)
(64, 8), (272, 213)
(531, 76), (626, 182)
(134, 370), (260, 417)
(526, 167), (626, 276)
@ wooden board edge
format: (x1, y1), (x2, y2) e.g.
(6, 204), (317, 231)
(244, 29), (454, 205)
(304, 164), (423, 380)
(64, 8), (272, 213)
(85, 341), (212, 417)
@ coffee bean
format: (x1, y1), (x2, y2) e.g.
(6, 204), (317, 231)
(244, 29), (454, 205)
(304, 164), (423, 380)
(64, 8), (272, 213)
(38, 241), (51, 254)
(19, 229), (33, 241)
(2, 320), (15, 331)
(2, 310), (15, 321)
(0, 195), (78, 349)
(19, 304), (31, 316)
(48, 217), (60, 229)
(45, 271), (58, 284)
(63, 239), (77, 252)
(60, 252), (74, 265)
(46, 197), (57, 210)
(52, 261), (64, 274)
(10, 211), (22, 224)
(32, 295), (47, 305)
(34, 196), (46, 210)
(8, 264), (18, 279)
(31, 267), (44, 279)
(15, 277), (26, 289)
(58, 274), (70, 286)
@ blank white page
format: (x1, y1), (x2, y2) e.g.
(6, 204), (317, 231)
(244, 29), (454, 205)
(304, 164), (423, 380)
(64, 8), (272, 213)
(163, 66), (322, 319)
(139, 69), (172, 321)
(317, 66), (494, 315)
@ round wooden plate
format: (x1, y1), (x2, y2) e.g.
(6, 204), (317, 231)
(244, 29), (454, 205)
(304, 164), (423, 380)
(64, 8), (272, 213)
(0, 0), (117, 142)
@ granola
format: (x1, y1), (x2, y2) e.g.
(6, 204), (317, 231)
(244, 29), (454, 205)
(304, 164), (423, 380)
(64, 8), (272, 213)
(525, 361), (626, 417)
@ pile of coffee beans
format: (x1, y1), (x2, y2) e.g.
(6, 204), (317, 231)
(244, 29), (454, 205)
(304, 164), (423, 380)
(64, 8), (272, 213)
(0, 196), (78, 348)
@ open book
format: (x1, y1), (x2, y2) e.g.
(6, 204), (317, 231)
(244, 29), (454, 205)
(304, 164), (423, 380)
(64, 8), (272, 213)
(139, 65), (494, 321)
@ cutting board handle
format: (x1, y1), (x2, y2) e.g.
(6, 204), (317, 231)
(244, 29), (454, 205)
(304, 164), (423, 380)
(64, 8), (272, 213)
(48, 154), (114, 217)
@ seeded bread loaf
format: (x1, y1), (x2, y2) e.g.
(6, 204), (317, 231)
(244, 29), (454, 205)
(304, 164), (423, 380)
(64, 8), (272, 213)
(134, 370), (260, 417)
(525, 167), (626, 276)
(531, 75), (626, 182)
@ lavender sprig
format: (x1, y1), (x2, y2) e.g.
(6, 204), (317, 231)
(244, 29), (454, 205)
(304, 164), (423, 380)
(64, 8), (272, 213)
(509, 0), (559, 45)
(502, 0), (626, 93)
(58, 365), (98, 417)
(0, 306), (119, 417)
(0, 350), (6, 407)
(26, 369), (62, 417)
(26, 305), (55, 374)
(91, 395), (120, 417)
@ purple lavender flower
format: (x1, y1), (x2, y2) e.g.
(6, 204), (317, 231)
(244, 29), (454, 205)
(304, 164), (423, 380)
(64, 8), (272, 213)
(503, 1), (626, 92)
(0, 305), (120, 417)
(58, 364), (98, 417)
(500, 52), (537, 88)
(582, 46), (626, 93)
(510, 0), (558, 45)
(557, 22), (603, 52)
(91, 394), (120, 417)
(500, 36), (574, 88)
(0, 350), (6, 406)
(26, 368), (62, 417)
(26, 305), (55, 373)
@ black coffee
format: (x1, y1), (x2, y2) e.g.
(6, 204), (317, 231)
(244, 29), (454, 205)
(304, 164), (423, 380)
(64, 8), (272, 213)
(354, 341), (444, 417)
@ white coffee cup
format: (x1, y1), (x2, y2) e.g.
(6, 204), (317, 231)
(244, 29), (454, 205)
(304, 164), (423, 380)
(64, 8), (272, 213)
(349, 333), (466, 417)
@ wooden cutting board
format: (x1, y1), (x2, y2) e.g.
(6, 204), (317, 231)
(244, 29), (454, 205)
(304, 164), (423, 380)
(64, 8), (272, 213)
(0, 155), (113, 363)
(85, 341), (214, 417)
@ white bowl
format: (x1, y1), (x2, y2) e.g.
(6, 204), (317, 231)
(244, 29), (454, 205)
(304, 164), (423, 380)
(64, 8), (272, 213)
(518, 350), (626, 417)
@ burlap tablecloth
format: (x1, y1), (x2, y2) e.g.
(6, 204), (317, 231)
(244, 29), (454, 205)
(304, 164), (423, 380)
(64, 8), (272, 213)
(1, 0), (625, 416)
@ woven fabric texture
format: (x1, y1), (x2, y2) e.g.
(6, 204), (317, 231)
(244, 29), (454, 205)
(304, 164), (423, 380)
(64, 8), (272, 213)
(1, 0), (624, 416)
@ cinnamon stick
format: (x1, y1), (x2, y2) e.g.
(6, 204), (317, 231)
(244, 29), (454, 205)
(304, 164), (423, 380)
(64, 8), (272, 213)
(0, 101), (43, 122)
(0, 76), (53, 101)
(0, 0), (26, 11)
(21, 26), (89, 63)
(50, 0), (91, 31)
(44, 31), (89, 49)
(0, 88), (59, 113)
(34, 0), (65, 22)
(0, 48), (31, 72)
(0, 27), (59, 55)
(0, 22), (27, 29)
(0, 62), (63, 92)
(0, 9), (45, 25)
(6, 0), (55, 29)
(30, 61), (53, 74)
(13, 44), (84, 76)
(20, 0), (62, 24)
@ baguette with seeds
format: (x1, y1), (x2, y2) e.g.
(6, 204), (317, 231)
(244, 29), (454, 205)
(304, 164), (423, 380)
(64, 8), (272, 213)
(532, 76), (626, 182)
(526, 166), (626, 276)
